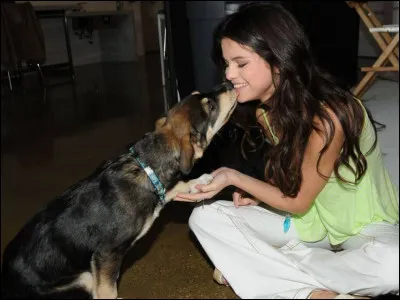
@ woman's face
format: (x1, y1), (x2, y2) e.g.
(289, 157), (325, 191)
(221, 38), (277, 103)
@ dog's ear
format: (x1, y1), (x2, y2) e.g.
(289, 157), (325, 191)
(179, 134), (195, 175)
(155, 117), (167, 130)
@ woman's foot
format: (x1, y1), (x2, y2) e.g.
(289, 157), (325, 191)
(309, 290), (339, 299)
(309, 290), (370, 299)
(213, 268), (229, 286)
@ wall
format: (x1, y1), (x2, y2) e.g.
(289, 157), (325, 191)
(16, 1), (119, 11)
(15, 1), (138, 67)
(394, 1), (399, 25)
(141, 1), (164, 53)
(18, 1), (398, 67)
(358, 1), (398, 57)
(42, 16), (136, 67)
(40, 18), (103, 67)
(97, 15), (136, 63)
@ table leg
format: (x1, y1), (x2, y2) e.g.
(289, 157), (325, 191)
(63, 11), (75, 81)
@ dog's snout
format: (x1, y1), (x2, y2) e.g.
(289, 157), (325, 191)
(212, 81), (234, 95)
(222, 81), (234, 91)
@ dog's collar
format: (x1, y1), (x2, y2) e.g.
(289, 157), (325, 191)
(129, 146), (166, 205)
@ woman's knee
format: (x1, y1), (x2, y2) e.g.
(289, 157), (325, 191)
(375, 242), (399, 286)
(188, 200), (229, 233)
(385, 244), (399, 285)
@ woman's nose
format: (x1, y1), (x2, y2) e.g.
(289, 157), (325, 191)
(225, 65), (238, 81)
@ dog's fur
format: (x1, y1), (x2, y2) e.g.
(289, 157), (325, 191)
(1, 83), (237, 299)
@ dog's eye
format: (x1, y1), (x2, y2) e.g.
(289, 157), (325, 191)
(209, 102), (216, 111)
(208, 98), (219, 111)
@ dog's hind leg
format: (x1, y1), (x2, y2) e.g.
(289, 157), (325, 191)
(33, 272), (94, 299)
(91, 251), (123, 299)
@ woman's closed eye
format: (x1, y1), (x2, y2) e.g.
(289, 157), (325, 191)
(223, 60), (248, 69)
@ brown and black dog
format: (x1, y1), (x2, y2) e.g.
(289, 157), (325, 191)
(1, 82), (237, 299)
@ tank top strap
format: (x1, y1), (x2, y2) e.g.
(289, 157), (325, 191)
(261, 109), (279, 145)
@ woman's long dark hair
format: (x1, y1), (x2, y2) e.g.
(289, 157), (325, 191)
(213, 2), (378, 197)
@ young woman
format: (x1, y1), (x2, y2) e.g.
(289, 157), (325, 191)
(174, 3), (399, 299)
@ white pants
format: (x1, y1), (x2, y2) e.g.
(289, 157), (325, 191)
(188, 200), (399, 299)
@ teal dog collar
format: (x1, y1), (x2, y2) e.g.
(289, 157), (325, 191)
(129, 146), (166, 204)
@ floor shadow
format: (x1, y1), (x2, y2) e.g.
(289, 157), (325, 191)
(119, 201), (196, 278)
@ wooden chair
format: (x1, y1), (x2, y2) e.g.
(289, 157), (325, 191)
(346, 1), (399, 98)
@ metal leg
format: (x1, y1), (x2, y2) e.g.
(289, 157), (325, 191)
(176, 79), (180, 102)
(158, 10), (183, 113)
(157, 12), (169, 114)
(36, 63), (45, 84)
(7, 70), (13, 91)
(36, 63), (47, 103)
(62, 11), (75, 81)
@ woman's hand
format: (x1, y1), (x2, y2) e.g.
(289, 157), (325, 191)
(232, 188), (260, 208)
(174, 167), (236, 202)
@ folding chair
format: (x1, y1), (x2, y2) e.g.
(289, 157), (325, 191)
(346, 1), (399, 98)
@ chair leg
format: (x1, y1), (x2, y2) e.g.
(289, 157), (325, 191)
(353, 73), (375, 98)
(362, 3), (399, 58)
(353, 3), (398, 66)
(353, 33), (399, 98)
(36, 63), (48, 103)
(36, 63), (45, 85)
(7, 70), (13, 91)
(353, 73), (378, 99)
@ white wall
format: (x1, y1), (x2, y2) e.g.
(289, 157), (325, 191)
(98, 15), (136, 63)
(14, 1), (137, 67)
(40, 18), (102, 67)
(39, 15), (136, 67)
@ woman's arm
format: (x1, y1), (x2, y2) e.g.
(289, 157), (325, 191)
(175, 110), (345, 215)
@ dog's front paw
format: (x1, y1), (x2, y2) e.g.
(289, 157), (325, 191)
(189, 174), (213, 193)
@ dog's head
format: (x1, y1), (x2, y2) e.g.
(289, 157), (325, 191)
(156, 82), (237, 175)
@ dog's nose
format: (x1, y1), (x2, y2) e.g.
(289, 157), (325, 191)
(211, 81), (234, 95)
(221, 80), (234, 91)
